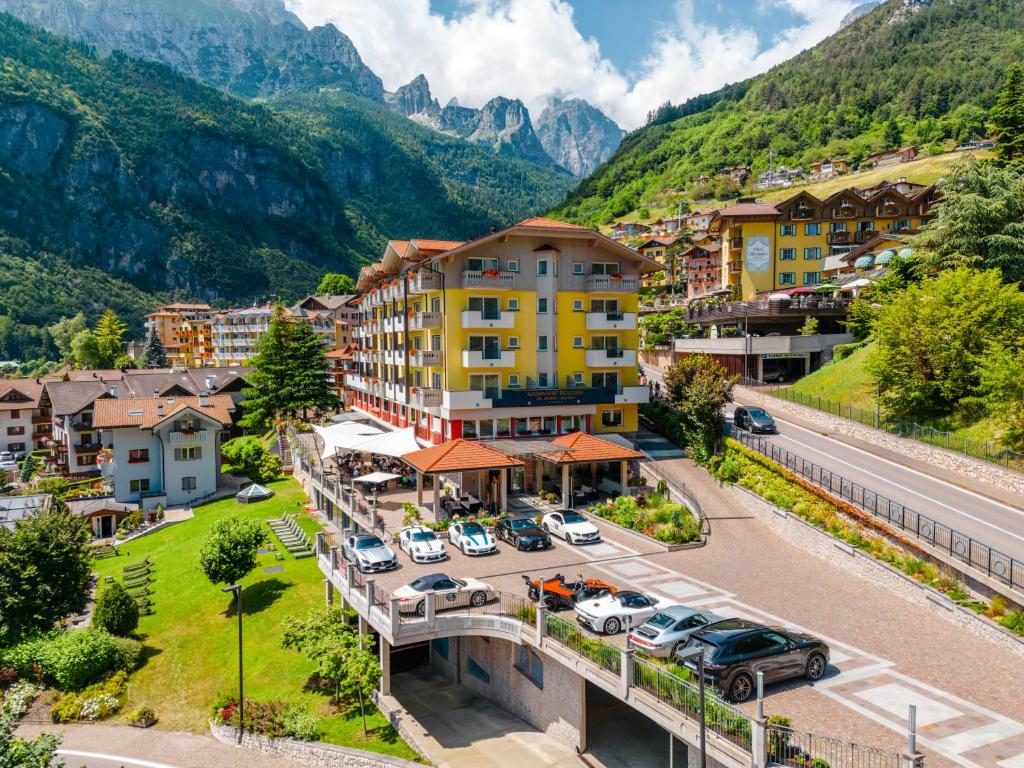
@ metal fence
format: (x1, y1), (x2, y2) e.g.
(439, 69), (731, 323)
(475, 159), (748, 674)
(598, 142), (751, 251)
(544, 613), (622, 676)
(760, 385), (1024, 474)
(632, 657), (752, 751)
(767, 724), (902, 768)
(728, 426), (1024, 593)
(640, 459), (709, 537)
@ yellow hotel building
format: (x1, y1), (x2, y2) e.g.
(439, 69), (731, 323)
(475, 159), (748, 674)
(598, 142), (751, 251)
(712, 182), (940, 299)
(348, 218), (659, 444)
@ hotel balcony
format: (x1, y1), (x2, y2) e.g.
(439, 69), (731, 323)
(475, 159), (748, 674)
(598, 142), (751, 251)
(586, 274), (639, 293)
(410, 349), (443, 367)
(444, 389), (495, 410)
(585, 312), (637, 331)
(461, 270), (518, 290)
(462, 349), (516, 368)
(383, 315), (407, 333)
(352, 325), (365, 339)
(168, 429), (209, 443)
(408, 271), (442, 294)
(461, 310), (515, 329)
(585, 348), (637, 368)
(345, 374), (367, 392)
(384, 381), (407, 401)
(366, 379), (384, 397)
(827, 230), (852, 245)
(410, 311), (443, 331)
(614, 386), (651, 405)
(728, 260), (743, 274)
(411, 387), (442, 408)
(383, 348), (405, 366)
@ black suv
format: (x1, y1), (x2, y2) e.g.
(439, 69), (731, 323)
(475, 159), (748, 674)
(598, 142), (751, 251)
(495, 517), (552, 550)
(733, 406), (778, 434)
(675, 619), (829, 702)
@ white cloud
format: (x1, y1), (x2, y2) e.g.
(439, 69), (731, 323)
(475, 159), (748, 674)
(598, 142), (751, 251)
(285, 0), (857, 130)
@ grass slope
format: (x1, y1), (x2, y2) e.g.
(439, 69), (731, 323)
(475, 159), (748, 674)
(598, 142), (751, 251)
(785, 342), (878, 409)
(92, 478), (417, 759)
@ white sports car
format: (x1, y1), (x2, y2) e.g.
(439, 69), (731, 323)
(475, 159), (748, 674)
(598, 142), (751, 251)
(398, 525), (448, 563)
(541, 510), (601, 545)
(393, 573), (496, 615)
(575, 590), (670, 635)
(447, 521), (497, 556)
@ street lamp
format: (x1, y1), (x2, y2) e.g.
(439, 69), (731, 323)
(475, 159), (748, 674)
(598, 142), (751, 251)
(222, 583), (243, 745)
(675, 645), (707, 768)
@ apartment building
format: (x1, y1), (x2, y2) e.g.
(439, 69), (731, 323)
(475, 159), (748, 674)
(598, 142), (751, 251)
(684, 240), (723, 298)
(291, 294), (358, 349)
(347, 218), (658, 445)
(637, 236), (678, 288)
(0, 379), (50, 456)
(712, 182), (940, 299)
(145, 303), (215, 367)
(210, 305), (274, 366)
(92, 394), (234, 508)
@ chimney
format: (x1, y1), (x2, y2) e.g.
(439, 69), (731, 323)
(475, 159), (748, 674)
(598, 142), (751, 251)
(205, 375), (215, 391)
(199, 391), (211, 408)
(109, 385), (118, 397)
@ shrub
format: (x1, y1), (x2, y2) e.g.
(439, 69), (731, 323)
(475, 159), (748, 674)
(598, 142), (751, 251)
(116, 510), (144, 538)
(401, 502), (421, 527)
(92, 582), (140, 637)
(2, 629), (141, 691)
(989, 595), (1009, 618)
(127, 705), (157, 724)
(51, 670), (127, 722)
(1000, 609), (1024, 635)
(283, 705), (322, 741)
(1, 680), (38, 719)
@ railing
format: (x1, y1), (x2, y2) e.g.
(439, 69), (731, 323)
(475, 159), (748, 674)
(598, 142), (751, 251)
(462, 270), (518, 290)
(586, 274), (639, 293)
(766, 724), (901, 768)
(544, 613), (621, 676)
(759, 385), (1024, 474)
(633, 657), (752, 752)
(728, 426), (1024, 593)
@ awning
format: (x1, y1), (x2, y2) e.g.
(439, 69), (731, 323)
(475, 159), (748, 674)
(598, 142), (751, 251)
(314, 423), (383, 458)
(352, 472), (401, 484)
(351, 428), (421, 458)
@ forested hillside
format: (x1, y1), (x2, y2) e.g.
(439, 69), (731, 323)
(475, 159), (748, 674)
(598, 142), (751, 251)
(554, 0), (1024, 225)
(0, 13), (571, 357)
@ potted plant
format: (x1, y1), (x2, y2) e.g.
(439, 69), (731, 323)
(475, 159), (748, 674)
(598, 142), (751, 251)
(128, 706), (157, 728)
(482, 268), (500, 277)
(610, 272), (623, 280)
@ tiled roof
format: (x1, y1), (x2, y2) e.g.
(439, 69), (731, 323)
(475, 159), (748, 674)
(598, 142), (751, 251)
(0, 380), (45, 411)
(517, 217), (592, 231)
(65, 497), (136, 517)
(92, 395), (234, 429)
(536, 432), (644, 465)
(716, 202), (780, 218)
(300, 294), (355, 310)
(46, 381), (111, 416)
(410, 239), (464, 252)
(402, 438), (524, 473)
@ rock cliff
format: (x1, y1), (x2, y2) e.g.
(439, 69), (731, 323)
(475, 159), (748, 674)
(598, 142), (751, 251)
(535, 97), (625, 177)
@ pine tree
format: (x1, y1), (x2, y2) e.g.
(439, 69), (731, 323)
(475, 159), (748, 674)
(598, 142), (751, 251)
(992, 64), (1024, 164)
(238, 305), (297, 430)
(93, 310), (127, 369)
(19, 453), (38, 484)
(290, 318), (336, 420)
(883, 117), (902, 149)
(141, 327), (169, 369)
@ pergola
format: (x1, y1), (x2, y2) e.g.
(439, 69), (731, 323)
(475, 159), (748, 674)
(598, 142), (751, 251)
(535, 432), (645, 509)
(401, 438), (524, 516)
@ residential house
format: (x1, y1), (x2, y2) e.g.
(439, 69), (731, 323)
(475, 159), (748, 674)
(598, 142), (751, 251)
(92, 394), (235, 508)
(0, 378), (49, 456)
(861, 146), (918, 168)
(719, 166), (751, 185)
(145, 303), (215, 368)
(755, 166), (804, 190)
(683, 209), (716, 231)
(609, 222), (651, 241)
(684, 240), (723, 298)
(349, 217), (658, 444)
(326, 345), (357, 407)
(66, 497), (137, 539)
(808, 158), (850, 180)
(292, 294), (359, 349)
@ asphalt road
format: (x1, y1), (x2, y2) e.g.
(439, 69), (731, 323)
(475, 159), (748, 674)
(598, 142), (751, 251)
(57, 750), (181, 768)
(643, 366), (1024, 564)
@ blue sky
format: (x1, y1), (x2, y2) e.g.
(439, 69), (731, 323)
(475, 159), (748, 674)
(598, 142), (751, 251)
(288, 0), (859, 128)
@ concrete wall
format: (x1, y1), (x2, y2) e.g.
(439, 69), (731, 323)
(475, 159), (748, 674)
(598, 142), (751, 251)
(157, 420), (221, 506)
(429, 634), (583, 750)
(0, 408), (33, 454)
(111, 428), (161, 503)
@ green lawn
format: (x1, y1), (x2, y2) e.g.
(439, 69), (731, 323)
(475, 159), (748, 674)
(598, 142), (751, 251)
(92, 478), (418, 760)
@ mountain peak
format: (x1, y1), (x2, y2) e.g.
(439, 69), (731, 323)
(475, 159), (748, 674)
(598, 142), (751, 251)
(385, 74), (438, 117)
(535, 98), (624, 177)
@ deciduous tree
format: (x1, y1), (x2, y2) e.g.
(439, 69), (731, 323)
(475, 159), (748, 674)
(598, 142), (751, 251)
(198, 517), (268, 588)
(316, 273), (355, 295)
(664, 354), (737, 462)
(220, 437), (281, 483)
(282, 607), (355, 705)
(93, 310), (127, 369)
(92, 581), (140, 637)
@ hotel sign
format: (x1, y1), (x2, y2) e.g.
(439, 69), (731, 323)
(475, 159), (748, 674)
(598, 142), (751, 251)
(493, 387), (613, 408)
(746, 235), (771, 273)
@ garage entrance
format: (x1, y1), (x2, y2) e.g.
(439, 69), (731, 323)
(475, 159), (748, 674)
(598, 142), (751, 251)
(585, 682), (690, 767)
(389, 640), (429, 675)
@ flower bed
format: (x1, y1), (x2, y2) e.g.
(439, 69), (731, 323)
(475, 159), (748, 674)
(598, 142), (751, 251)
(586, 493), (702, 545)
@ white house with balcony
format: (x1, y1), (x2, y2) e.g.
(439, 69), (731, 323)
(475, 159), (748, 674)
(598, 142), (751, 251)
(92, 394), (235, 508)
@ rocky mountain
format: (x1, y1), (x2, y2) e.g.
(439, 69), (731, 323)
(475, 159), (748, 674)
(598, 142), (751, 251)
(0, 0), (385, 101)
(839, 1), (882, 28)
(386, 74), (622, 175)
(0, 13), (572, 349)
(535, 98), (625, 177)
(555, 0), (1022, 225)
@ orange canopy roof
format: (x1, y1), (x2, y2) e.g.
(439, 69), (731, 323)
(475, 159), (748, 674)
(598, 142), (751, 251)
(536, 432), (644, 465)
(402, 438), (524, 474)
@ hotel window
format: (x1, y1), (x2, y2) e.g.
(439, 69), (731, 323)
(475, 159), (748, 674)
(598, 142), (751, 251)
(572, 299), (584, 311)
(561, 415), (583, 434)
(182, 476), (197, 491)
(538, 336), (548, 351)
(573, 372), (584, 386)
(8, 442), (24, 453)
(431, 297), (441, 312)
(601, 409), (623, 427)
(894, 219), (911, 231)
(780, 224), (796, 236)
(468, 257), (499, 272)
(508, 374), (520, 387)
(508, 336), (519, 349)
(413, 371), (423, 387)
(591, 262), (620, 275)
(445, 421), (452, 439)
(538, 298), (548, 314)
(129, 479), (151, 494)
(508, 298), (519, 311)
(829, 222), (847, 233)
(6, 426), (24, 436)
(463, 420), (478, 439)
(592, 372), (618, 390)
(537, 259), (549, 276)
(496, 418), (511, 437)
(515, 419), (532, 437)
(591, 298), (619, 313)
(506, 259), (519, 272)
(573, 336), (583, 348)
(779, 248), (796, 261)
(468, 296), (500, 318)
(803, 247), (822, 260)
(779, 272), (796, 285)
(9, 410), (18, 418)
(803, 272), (822, 285)
(432, 372), (442, 389)
(591, 335), (620, 351)
(128, 449), (149, 464)
(538, 373), (550, 387)
(804, 223), (821, 236)
(572, 262), (584, 274)
(478, 420), (495, 439)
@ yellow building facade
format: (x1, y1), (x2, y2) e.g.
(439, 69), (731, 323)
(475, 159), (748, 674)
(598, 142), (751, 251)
(348, 219), (658, 445)
(713, 184), (939, 299)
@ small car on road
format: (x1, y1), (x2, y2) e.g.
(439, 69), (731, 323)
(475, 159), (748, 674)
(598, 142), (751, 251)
(447, 521), (497, 556)
(393, 572), (495, 616)
(495, 517), (552, 550)
(398, 525), (447, 563)
(627, 606), (724, 657)
(733, 406), (778, 434)
(0, 452), (16, 472)
(676, 619), (830, 702)
(575, 590), (668, 635)
(541, 510), (601, 545)
(342, 533), (398, 573)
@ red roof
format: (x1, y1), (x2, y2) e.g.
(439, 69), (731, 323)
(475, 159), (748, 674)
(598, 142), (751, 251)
(410, 239), (464, 252)
(517, 216), (592, 231)
(716, 202), (780, 218)
(402, 438), (524, 473)
(536, 432), (644, 465)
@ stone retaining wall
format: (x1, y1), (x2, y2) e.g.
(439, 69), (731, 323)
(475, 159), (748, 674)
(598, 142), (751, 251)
(738, 385), (1024, 497)
(208, 721), (422, 768)
(731, 486), (1024, 658)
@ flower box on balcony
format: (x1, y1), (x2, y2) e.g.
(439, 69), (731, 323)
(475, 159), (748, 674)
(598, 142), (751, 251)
(482, 269), (500, 277)
(610, 273), (623, 280)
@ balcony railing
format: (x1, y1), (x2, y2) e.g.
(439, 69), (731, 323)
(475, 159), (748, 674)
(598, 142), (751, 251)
(585, 312), (637, 331)
(75, 441), (103, 453)
(585, 348), (637, 367)
(408, 271), (442, 294)
(461, 270), (517, 290)
(410, 387), (441, 408)
(728, 260), (742, 273)
(461, 310), (515, 329)
(410, 350), (443, 367)
(854, 230), (878, 243)
(444, 389), (496, 409)
(827, 230), (851, 245)
(586, 274), (638, 293)
(462, 349), (516, 368)
(168, 429), (209, 443)
(410, 311), (442, 330)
